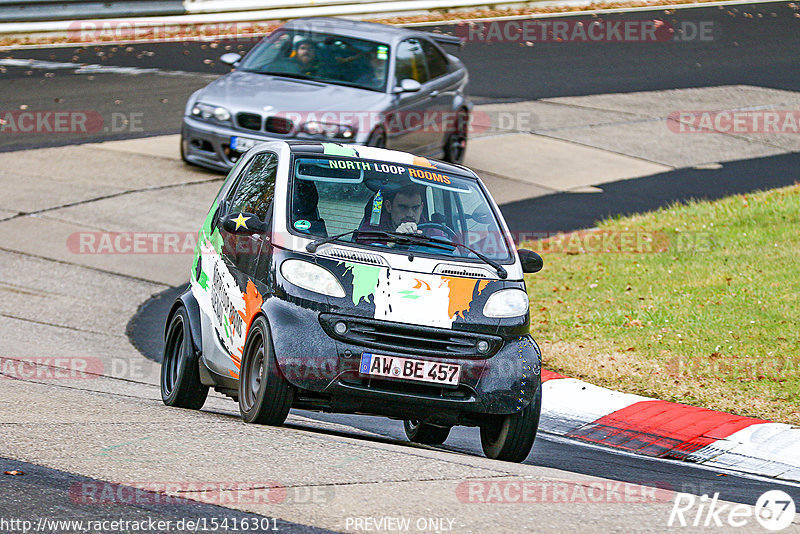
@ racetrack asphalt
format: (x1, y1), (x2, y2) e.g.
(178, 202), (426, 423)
(0, 457), (334, 534)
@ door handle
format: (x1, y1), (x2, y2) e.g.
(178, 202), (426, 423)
(429, 90), (440, 97)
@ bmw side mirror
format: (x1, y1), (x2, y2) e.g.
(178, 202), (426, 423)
(518, 249), (543, 274)
(395, 78), (422, 93)
(220, 53), (242, 67)
(222, 212), (267, 235)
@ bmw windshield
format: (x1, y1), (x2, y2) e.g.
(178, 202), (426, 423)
(289, 155), (514, 262)
(239, 29), (390, 92)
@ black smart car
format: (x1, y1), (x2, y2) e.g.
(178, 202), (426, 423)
(161, 141), (544, 462)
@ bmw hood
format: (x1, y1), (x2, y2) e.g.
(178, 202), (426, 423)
(197, 71), (389, 114)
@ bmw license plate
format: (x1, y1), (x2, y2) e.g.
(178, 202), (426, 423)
(359, 352), (460, 386)
(230, 136), (260, 152)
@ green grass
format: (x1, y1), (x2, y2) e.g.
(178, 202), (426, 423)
(523, 184), (800, 424)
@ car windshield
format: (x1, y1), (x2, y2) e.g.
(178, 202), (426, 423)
(289, 155), (514, 262)
(239, 29), (390, 92)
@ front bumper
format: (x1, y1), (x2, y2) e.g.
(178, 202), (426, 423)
(181, 116), (363, 172)
(263, 295), (542, 419)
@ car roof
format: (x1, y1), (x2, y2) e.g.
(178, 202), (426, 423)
(283, 141), (476, 178)
(281, 17), (439, 46)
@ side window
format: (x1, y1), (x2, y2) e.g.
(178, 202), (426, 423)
(421, 40), (449, 80)
(227, 152), (278, 221)
(395, 39), (429, 85)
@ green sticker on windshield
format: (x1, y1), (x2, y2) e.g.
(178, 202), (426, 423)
(294, 219), (311, 231)
(376, 46), (388, 60)
(322, 143), (357, 157)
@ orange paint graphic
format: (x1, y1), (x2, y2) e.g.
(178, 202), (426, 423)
(443, 277), (491, 320)
(412, 156), (434, 168)
(231, 279), (264, 370)
(412, 278), (431, 291)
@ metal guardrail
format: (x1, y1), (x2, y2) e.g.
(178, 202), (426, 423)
(0, 0), (544, 37)
(0, 0), (186, 22)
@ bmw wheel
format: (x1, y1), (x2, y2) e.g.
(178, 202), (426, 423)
(367, 128), (386, 148)
(443, 109), (468, 164)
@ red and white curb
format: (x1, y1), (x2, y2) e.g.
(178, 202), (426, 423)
(539, 370), (800, 482)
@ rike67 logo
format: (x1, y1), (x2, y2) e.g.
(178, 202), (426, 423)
(669, 490), (796, 531)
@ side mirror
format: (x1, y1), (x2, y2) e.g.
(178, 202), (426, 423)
(518, 249), (543, 274)
(220, 53), (242, 67)
(468, 206), (492, 224)
(222, 212), (267, 235)
(395, 78), (422, 93)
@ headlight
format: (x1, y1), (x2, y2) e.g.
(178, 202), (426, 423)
(280, 259), (346, 298)
(191, 103), (231, 123)
(302, 121), (355, 139)
(483, 289), (529, 318)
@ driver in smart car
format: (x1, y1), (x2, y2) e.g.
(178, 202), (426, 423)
(358, 184), (450, 239)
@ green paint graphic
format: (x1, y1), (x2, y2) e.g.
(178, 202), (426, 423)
(323, 143), (358, 157)
(197, 270), (209, 290)
(193, 200), (221, 281)
(344, 262), (381, 306)
(397, 290), (420, 299)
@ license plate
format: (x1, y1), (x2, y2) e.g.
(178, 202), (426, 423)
(230, 136), (260, 152)
(359, 352), (460, 386)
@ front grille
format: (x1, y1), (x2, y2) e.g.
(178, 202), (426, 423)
(434, 265), (495, 278)
(317, 246), (387, 266)
(237, 112), (262, 131)
(266, 116), (293, 134)
(320, 314), (502, 358)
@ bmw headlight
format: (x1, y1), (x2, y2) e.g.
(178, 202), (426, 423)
(483, 289), (529, 318)
(280, 259), (346, 298)
(191, 103), (231, 123)
(302, 121), (355, 139)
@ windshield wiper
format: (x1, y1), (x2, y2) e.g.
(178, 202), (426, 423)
(305, 229), (451, 253)
(388, 232), (508, 279)
(306, 230), (505, 278)
(306, 229), (359, 252)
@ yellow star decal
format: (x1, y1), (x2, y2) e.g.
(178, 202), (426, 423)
(232, 213), (250, 230)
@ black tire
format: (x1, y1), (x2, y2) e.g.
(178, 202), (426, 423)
(366, 128), (386, 148)
(480, 384), (541, 462)
(443, 109), (468, 164)
(161, 305), (209, 409)
(238, 316), (294, 425)
(403, 420), (451, 445)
